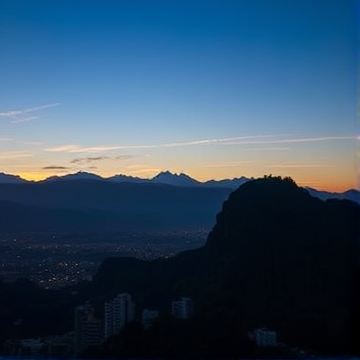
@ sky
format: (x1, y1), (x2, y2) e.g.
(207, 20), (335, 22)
(0, 0), (358, 191)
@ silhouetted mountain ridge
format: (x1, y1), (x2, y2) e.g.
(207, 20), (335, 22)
(0, 172), (359, 233)
(305, 186), (360, 204)
(0, 172), (27, 184)
(1, 170), (358, 201)
(42, 171), (104, 182)
(90, 176), (360, 355)
(151, 171), (201, 187)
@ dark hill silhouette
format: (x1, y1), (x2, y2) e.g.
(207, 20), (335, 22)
(90, 176), (360, 355)
(0, 172), (27, 184)
(194, 176), (360, 352)
(0, 181), (231, 232)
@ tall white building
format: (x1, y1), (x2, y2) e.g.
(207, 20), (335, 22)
(171, 297), (193, 319)
(104, 293), (134, 339)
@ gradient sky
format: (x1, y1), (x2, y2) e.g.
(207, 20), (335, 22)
(0, 0), (358, 191)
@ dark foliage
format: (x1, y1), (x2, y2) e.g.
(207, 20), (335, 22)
(84, 316), (257, 359)
(0, 278), (78, 346)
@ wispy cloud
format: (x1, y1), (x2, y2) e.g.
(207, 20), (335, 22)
(0, 136), (13, 142)
(71, 156), (109, 164)
(0, 103), (60, 123)
(70, 155), (133, 164)
(42, 166), (69, 170)
(45, 135), (278, 153)
(156, 135), (284, 148)
(46, 144), (79, 152)
(46, 144), (121, 153)
(45, 135), (356, 154)
(11, 116), (38, 124)
(220, 136), (356, 146)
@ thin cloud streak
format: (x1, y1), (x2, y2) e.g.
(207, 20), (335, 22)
(70, 155), (133, 164)
(46, 144), (79, 152)
(44, 135), (282, 153)
(221, 136), (356, 146)
(0, 103), (61, 117)
(42, 166), (69, 170)
(46, 144), (121, 153)
(70, 146), (123, 153)
(160, 134), (287, 148)
(0, 103), (61, 123)
(11, 116), (38, 124)
(71, 156), (109, 164)
(44, 135), (356, 153)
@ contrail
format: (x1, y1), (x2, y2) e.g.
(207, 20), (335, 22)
(0, 103), (61, 117)
(0, 103), (61, 123)
(45, 135), (356, 153)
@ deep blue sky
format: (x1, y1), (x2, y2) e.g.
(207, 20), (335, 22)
(0, 0), (358, 190)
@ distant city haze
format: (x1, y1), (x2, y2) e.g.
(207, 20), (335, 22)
(0, 0), (357, 192)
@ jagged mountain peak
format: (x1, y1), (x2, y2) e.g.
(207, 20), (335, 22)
(153, 170), (190, 178)
(106, 173), (148, 183)
(151, 171), (201, 186)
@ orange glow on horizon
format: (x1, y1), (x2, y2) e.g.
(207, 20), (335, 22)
(13, 170), (357, 193)
(16, 172), (49, 181)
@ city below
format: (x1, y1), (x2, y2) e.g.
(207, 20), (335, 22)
(0, 230), (207, 289)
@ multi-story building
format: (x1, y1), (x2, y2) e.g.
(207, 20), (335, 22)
(74, 303), (103, 353)
(171, 297), (193, 319)
(104, 293), (134, 339)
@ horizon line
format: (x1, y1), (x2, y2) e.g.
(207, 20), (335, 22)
(0, 169), (356, 194)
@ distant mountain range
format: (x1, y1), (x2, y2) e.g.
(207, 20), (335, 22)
(0, 170), (249, 189)
(0, 177), (231, 233)
(1, 170), (358, 203)
(305, 186), (360, 204)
